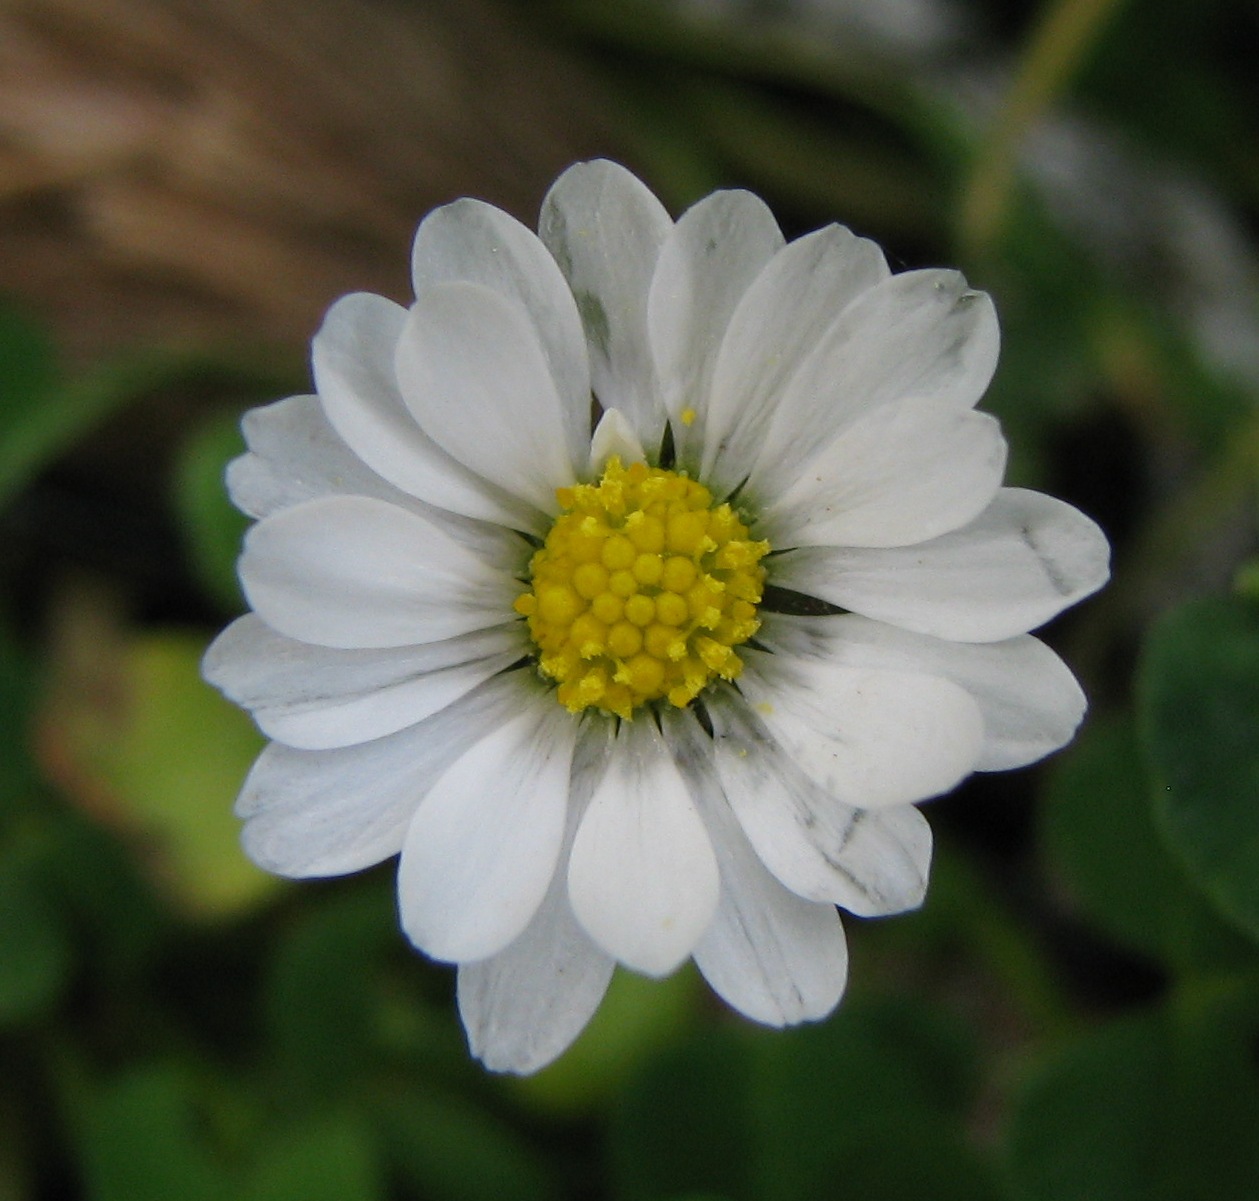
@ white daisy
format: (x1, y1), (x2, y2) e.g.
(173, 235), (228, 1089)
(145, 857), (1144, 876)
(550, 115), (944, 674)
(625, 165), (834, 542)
(204, 160), (1109, 1074)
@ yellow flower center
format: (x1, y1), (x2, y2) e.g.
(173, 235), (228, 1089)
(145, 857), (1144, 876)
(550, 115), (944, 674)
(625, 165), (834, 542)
(514, 457), (769, 719)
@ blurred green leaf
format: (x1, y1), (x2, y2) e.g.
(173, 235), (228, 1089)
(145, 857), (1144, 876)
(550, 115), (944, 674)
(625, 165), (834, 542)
(264, 880), (394, 1096)
(0, 308), (139, 511)
(81, 1066), (386, 1201)
(1138, 596), (1259, 944)
(0, 304), (57, 479)
(106, 630), (272, 917)
(0, 848), (71, 1025)
(612, 998), (1003, 1201)
(47, 627), (273, 919)
(35, 810), (165, 986)
(1042, 714), (1252, 971)
(1006, 982), (1259, 1201)
(0, 302), (54, 381)
(0, 1098), (31, 1201)
(376, 1086), (558, 1201)
(754, 999), (1002, 1201)
(611, 1024), (753, 1201)
(0, 399), (54, 1023)
(0, 624), (40, 818)
(246, 1112), (383, 1201)
(80, 1064), (230, 1201)
(863, 844), (1077, 1042)
(1078, 0), (1251, 178)
(173, 413), (249, 614)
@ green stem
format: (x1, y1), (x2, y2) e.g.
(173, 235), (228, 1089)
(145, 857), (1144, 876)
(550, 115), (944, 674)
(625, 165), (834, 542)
(959, 0), (1131, 258)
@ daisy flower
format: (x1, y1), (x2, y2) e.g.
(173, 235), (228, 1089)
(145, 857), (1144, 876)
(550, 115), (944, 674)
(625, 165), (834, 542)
(204, 160), (1109, 1074)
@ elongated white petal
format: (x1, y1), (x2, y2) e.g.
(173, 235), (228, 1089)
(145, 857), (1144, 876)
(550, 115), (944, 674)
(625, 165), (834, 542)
(396, 282), (577, 514)
(235, 673), (530, 877)
(568, 717), (719, 975)
(757, 612), (1087, 772)
(647, 189), (784, 464)
(589, 407), (646, 473)
(312, 292), (537, 530)
(228, 393), (400, 520)
(457, 719), (616, 1074)
(771, 487), (1111, 642)
(737, 648), (984, 809)
(750, 270), (999, 499)
(761, 399), (1007, 548)
(203, 615), (525, 750)
(704, 687), (931, 915)
(695, 844), (847, 1025)
(411, 198), (591, 468)
(239, 495), (513, 649)
(702, 224), (889, 496)
(540, 160), (674, 449)
(398, 696), (578, 963)
(663, 708), (848, 1022)
(457, 880), (614, 1074)
(228, 394), (529, 572)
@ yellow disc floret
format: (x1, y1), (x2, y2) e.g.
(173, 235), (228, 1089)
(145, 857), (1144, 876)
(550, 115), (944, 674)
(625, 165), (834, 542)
(513, 457), (769, 719)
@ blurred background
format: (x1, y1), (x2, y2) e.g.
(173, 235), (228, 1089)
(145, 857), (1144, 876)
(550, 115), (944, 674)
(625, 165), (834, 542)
(3, 0), (1259, 1197)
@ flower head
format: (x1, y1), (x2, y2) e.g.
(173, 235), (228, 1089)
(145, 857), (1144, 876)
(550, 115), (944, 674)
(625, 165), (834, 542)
(204, 160), (1110, 1073)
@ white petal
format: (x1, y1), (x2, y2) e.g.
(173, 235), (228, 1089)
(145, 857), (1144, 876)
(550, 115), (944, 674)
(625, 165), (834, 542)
(701, 224), (889, 496)
(239, 495), (513, 649)
(397, 695), (578, 963)
(588, 407), (646, 473)
(695, 841), (848, 1026)
(760, 399), (1007, 548)
(396, 282), (577, 514)
(663, 708), (849, 1023)
(737, 647), (985, 809)
(750, 270), (1000, 500)
(203, 614), (525, 750)
(770, 487), (1111, 642)
(235, 672), (530, 877)
(312, 292), (537, 530)
(704, 686), (932, 915)
(540, 160), (674, 449)
(457, 719), (616, 1074)
(647, 189), (784, 464)
(228, 394), (530, 573)
(228, 393), (399, 520)
(411, 197), (591, 467)
(568, 716), (719, 976)
(759, 612), (1088, 771)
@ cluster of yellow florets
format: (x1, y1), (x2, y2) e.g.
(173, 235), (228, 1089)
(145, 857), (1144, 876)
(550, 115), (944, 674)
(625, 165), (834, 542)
(514, 457), (769, 719)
